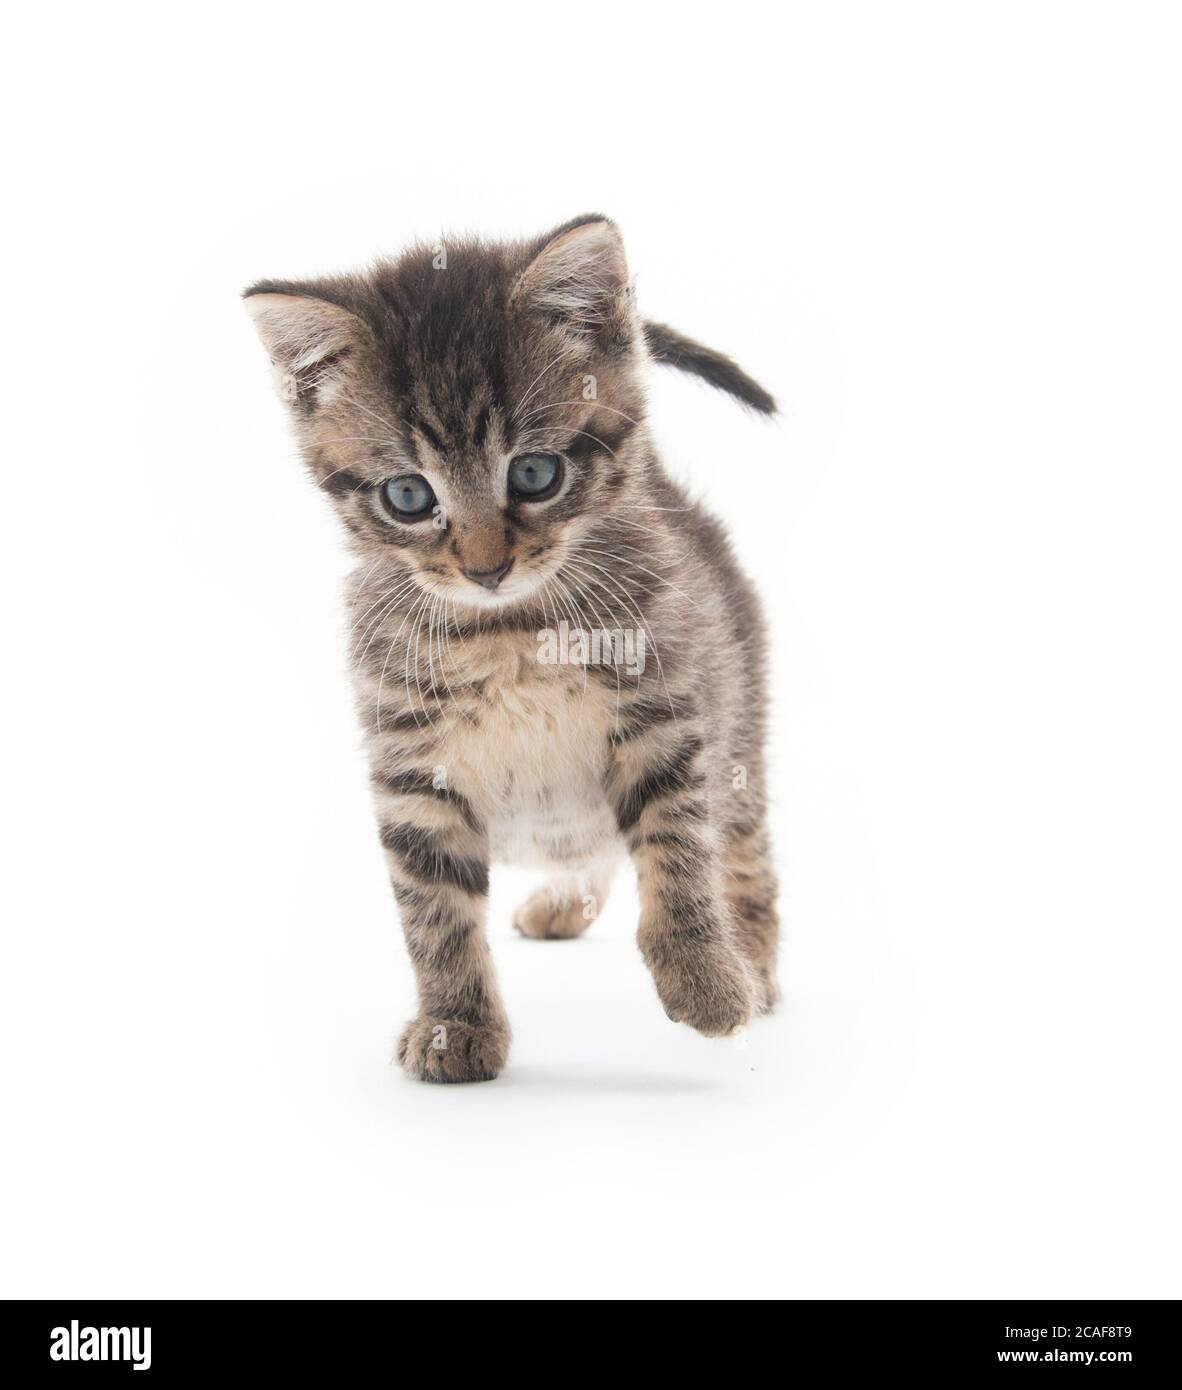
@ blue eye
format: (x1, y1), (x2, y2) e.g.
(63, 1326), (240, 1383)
(509, 452), (562, 500)
(382, 474), (435, 519)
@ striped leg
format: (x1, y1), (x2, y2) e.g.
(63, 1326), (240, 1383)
(608, 725), (755, 1036)
(723, 817), (780, 1014)
(375, 773), (509, 1083)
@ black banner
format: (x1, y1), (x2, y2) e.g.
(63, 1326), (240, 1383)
(2, 1301), (1176, 1378)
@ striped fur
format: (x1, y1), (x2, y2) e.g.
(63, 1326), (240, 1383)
(246, 216), (780, 1081)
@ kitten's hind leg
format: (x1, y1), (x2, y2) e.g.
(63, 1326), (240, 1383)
(722, 818), (781, 1014)
(512, 861), (619, 940)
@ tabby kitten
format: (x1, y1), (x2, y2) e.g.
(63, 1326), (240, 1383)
(246, 215), (780, 1082)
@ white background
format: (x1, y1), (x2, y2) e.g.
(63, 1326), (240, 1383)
(3, 2), (1179, 1299)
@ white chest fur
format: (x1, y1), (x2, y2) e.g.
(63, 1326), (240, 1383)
(443, 633), (623, 869)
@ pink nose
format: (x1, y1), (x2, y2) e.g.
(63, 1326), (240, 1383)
(461, 558), (514, 591)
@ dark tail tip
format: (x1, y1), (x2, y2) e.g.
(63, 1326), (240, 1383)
(643, 321), (777, 415)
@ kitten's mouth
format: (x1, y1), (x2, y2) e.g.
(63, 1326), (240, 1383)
(415, 563), (541, 613)
(460, 557), (515, 592)
(410, 542), (572, 614)
(455, 568), (534, 610)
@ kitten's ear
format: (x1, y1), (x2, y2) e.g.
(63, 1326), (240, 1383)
(243, 287), (368, 403)
(512, 216), (633, 349)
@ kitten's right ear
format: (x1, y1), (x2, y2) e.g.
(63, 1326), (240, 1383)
(243, 287), (368, 404)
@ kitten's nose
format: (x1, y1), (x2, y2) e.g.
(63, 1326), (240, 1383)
(461, 557), (515, 591)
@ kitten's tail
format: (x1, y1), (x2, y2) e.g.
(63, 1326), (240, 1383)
(643, 321), (776, 416)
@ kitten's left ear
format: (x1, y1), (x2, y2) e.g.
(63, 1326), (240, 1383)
(244, 286), (370, 403)
(512, 216), (634, 351)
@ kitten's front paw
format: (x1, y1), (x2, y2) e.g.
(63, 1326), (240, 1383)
(641, 930), (756, 1038)
(396, 1016), (510, 1083)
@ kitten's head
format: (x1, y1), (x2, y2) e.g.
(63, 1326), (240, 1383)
(246, 216), (648, 611)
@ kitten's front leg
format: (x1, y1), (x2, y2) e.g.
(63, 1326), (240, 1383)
(374, 769), (508, 1083)
(608, 722), (755, 1037)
